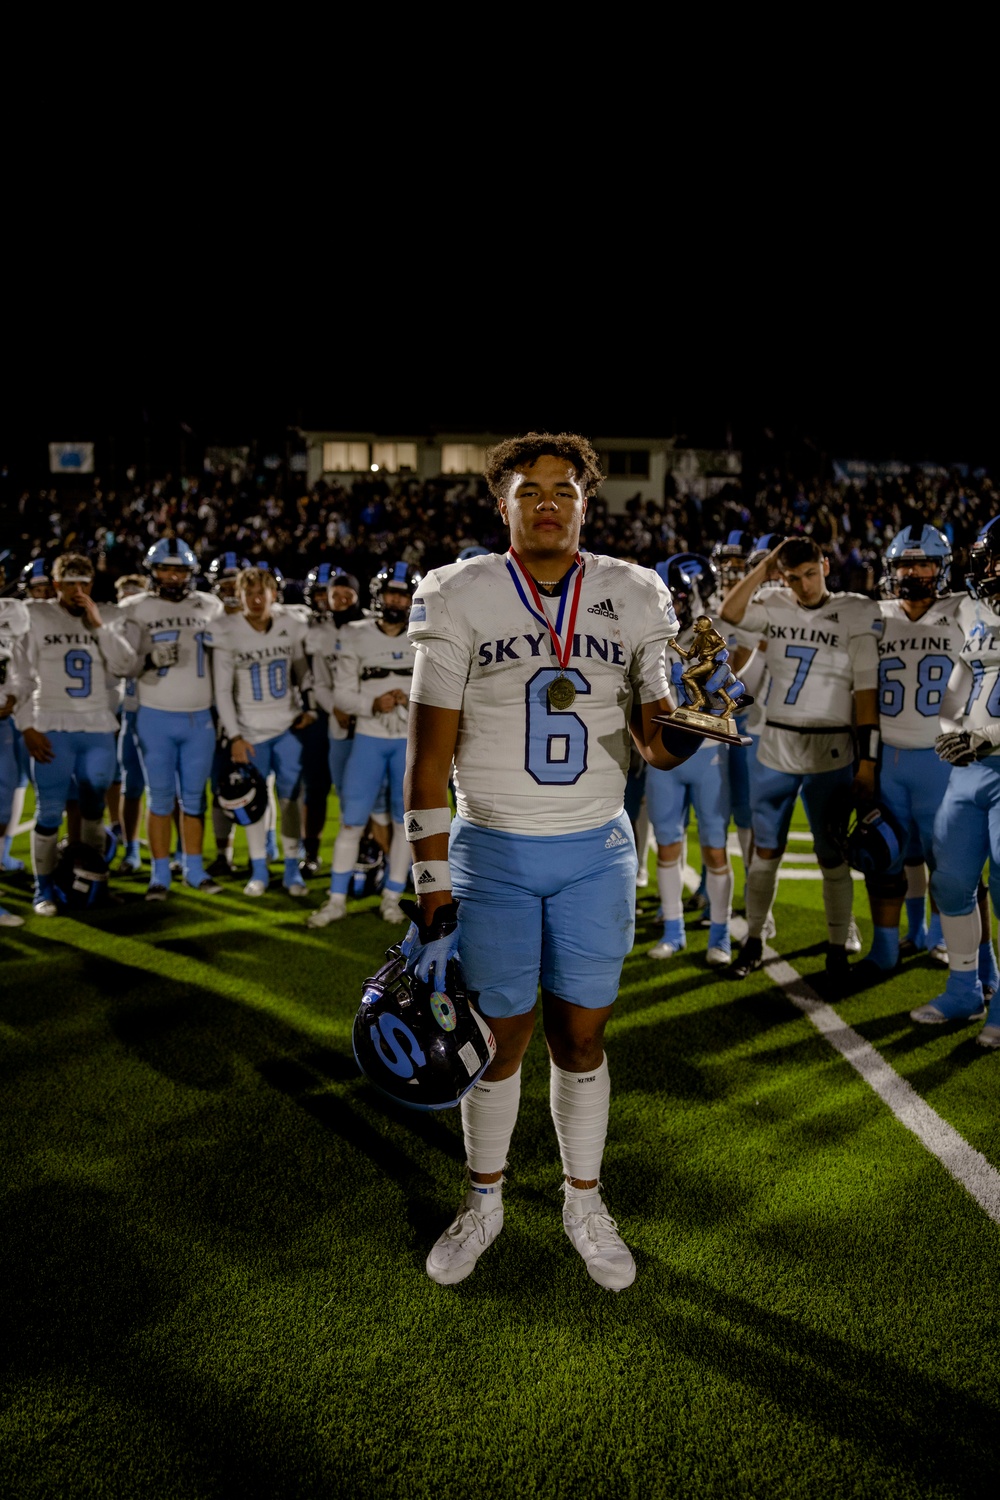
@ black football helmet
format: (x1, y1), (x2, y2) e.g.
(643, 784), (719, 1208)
(966, 517), (1000, 604)
(353, 945), (496, 1111)
(840, 803), (906, 877)
(881, 525), (952, 601)
(216, 758), (268, 826)
(51, 832), (118, 910)
(710, 530), (754, 591)
(371, 561), (422, 625)
(655, 554), (719, 631)
(248, 560), (285, 599)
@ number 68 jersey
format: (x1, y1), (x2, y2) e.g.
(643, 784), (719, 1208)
(408, 552), (677, 835)
(877, 593), (967, 749)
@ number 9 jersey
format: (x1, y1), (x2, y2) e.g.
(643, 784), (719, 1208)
(878, 594), (966, 749)
(408, 552), (677, 835)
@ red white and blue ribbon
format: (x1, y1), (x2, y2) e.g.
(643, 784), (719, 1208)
(505, 550), (585, 671)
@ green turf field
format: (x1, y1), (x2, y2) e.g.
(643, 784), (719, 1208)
(1, 802), (998, 1500)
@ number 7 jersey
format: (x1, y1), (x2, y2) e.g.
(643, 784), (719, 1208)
(877, 594), (966, 749)
(408, 552), (677, 834)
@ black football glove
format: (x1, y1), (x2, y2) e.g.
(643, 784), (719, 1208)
(934, 731), (990, 766)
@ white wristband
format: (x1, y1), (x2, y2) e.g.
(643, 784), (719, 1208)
(404, 807), (452, 842)
(412, 860), (452, 892)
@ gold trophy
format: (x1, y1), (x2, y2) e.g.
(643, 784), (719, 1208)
(652, 616), (752, 747)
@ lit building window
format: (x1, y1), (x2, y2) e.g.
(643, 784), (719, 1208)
(372, 442), (418, 473)
(441, 444), (487, 475)
(323, 441), (370, 472)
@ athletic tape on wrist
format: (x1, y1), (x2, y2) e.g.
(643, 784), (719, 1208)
(857, 725), (881, 762)
(412, 860), (452, 892)
(404, 807), (452, 842)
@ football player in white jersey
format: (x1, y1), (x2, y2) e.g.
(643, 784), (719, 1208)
(108, 574), (148, 874)
(307, 562), (420, 928)
(0, 554), (30, 925)
(213, 567), (316, 897)
(204, 552), (251, 876)
(402, 432), (733, 1292)
(13, 553), (134, 916)
(857, 526), (967, 980)
(911, 517), (1000, 1047)
(645, 554), (735, 966)
(119, 539), (224, 900)
(721, 536), (881, 983)
(302, 568), (364, 874)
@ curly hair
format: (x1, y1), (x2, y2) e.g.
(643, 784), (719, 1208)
(484, 432), (604, 502)
(52, 552), (94, 582)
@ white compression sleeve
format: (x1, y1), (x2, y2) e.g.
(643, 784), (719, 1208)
(657, 855), (683, 923)
(385, 821), (412, 894)
(706, 864), (733, 924)
(746, 853), (781, 939)
(462, 1069), (522, 1175)
(822, 862), (854, 945)
(246, 817), (268, 862)
(906, 863), (927, 899)
(332, 825), (364, 875)
(549, 1056), (610, 1183)
(32, 828), (60, 877)
(940, 911), (980, 972)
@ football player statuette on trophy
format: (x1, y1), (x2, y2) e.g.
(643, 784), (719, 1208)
(653, 615), (752, 746)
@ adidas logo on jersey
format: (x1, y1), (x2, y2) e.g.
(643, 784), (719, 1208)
(588, 598), (618, 621)
(605, 827), (629, 849)
(826, 611), (838, 622)
(417, 867), (437, 884)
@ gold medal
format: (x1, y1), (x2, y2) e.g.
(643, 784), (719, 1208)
(547, 674), (577, 709)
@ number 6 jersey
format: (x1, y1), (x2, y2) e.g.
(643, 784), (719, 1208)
(408, 552), (677, 834)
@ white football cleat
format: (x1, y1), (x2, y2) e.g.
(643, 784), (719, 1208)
(648, 940), (684, 960)
(928, 943), (949, 965)
(380, 892), (407, 924)
(562, 1190), (636, 1291)
(977, 1024), (1000, 1049)
(32, 897), (58, 918)
(425, 1202), (504, 1286)
(845, 919), (862, 954)
(243, 878), (268, 898)
(706, 945), (731, 967)
(0, 908), (25, 927)
(762, 912), (777, 941)
(306, 893), (347, 928)
(283, 881), (308, 898)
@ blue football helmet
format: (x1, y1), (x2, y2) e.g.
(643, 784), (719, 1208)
(710, 530), (754, 590)
(215, 759), (268, 826)
(656, 553), (718, 630)
(966, 517), (1000, 604)
(144, 538), (199, 599)
(747, 533), (786, 571)
(843, 802), (905, 878)
(207, 551), (250, 586)
(305, 562), (336, 613)
(457, 545), (490, 561)
(19, 557), (55, 598)
(250, 560), (285, 599)
(881, 525), (952, 601)
(353, 944), (496, 1111)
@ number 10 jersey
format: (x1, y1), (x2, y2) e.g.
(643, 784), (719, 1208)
(408, 552), (677, 835)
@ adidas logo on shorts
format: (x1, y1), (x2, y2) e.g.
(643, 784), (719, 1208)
(605, 827), (629, 849)
(587, 597), (618, 621)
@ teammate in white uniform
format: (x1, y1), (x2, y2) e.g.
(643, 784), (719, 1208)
(307, 563), (419, 928)
(910, 517), (1000, 1046)
(0, 560), (30, 926)
(645, 555), (735, 966)
(118, 539), (224, 898)
(857, 527), (967, 979)
(213, 567), (315, 897)
(303, 568), (364, 866)
(106, 574), (148, 874)
(401, 432), (727, 1292)
(13, 553), (135, 916)
(721, 537), (881, 983)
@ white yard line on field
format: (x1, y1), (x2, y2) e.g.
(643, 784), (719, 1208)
(765, 952), (1000, 1225)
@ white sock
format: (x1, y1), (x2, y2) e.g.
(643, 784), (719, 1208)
(821, 862), (854, 944)
(906, 863), (927, 900)
(32, 828), (60, 877)
(706, 863), (733, 924)
(550, 1056), (610, 1185)
(940, 910), (980, 971)
(246, 817), (268, 862)
(8, 784), (26, 834)
(332, 825), (364, 874)
(736, 823), (753, 871)
(746, 854), (781, 939)
(462, 1068), (521, 1179)
(386, 820), (411, 893)
(657, 856), (683, 922)
(80, 817), (106, 852)
(266, 775), (278, 834)
(279, 796), (301, 852)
